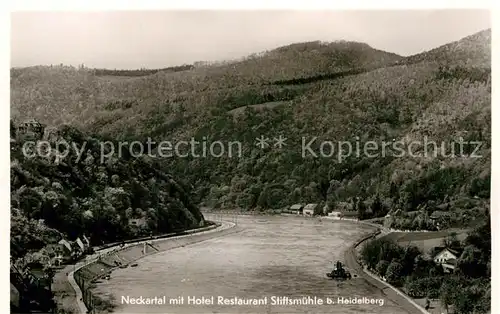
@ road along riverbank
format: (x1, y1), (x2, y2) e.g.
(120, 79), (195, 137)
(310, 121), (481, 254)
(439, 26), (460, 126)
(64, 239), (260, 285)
(339, 219), (430, 314)
(54, 221), (239, 314)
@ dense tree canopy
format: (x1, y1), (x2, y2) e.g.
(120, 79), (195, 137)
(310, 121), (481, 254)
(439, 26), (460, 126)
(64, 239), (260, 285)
(10, 122), (204, 260)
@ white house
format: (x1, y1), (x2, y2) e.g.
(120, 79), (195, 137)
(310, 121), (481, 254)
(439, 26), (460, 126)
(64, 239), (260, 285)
(129, 217), (147, 228)
(433, 248), (461, 273)
(58, 239), (72, 253)
(303, 204), (317, 216)
(76, 237), (85, 252)
(328, 211), (343, 219)
(322, 204), (330, 215)
(82, 235), (91, 247)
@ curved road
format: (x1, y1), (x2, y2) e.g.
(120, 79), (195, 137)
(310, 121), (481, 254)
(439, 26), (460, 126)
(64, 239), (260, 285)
(55, 221), (234, 314)
(343, 233), (425, 314)
(93, 215), (416, 313)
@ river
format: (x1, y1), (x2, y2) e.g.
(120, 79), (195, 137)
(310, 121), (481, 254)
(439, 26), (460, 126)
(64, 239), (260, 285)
(93, 215), (410, 313)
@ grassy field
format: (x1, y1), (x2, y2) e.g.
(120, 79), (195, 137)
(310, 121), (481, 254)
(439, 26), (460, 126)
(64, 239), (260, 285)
(381, 230), (469, 254)
(227, 101), (288, 118)
(414, 297), (446, 314)
(96, 75), (142, 82)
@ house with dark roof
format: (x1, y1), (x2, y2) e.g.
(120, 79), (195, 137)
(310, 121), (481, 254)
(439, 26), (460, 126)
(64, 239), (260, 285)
(16, 119), (45, 140)
(289, 204), (304, 214)
(430, 211), (450, 220)
(430, 211), (451, 230)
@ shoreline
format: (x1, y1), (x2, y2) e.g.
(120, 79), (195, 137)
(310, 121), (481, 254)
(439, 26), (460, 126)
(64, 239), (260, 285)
(55, 221), (239, 314)
(340, 219), (429, 314)
(84, 221), (241, 313)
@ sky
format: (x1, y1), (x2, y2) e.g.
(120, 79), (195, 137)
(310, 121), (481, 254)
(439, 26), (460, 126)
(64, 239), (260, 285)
(10, 10), (491, 69)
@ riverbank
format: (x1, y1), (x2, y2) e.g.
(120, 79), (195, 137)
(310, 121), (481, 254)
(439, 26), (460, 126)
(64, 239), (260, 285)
(84, 221), (241, 313)
(340, 219), (429, 314)
(316, 217), (428, 314)
(53, 221), (239, 314)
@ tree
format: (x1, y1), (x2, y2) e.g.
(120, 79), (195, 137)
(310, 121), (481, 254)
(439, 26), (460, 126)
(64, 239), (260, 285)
(453, 289), (477, 314)
(10, 124), (205, 261)
(412, 211), (433, 230)
(360, 238), (404, 271)
(357, 198), (367, 220)
(463, 219), (491, 257)
(386, 260), (404, 286)
(405, 277), (426, 298)
(442, 232), (461, 251)
(326, 179), (340, 208)
(400, 245), (422, 276)
(473, 284), (491, 314)
(457, 245), (487, 278)
(413, 256), (432, 278)
(428, 261), (445, 277)
(10, 119), (16, 138)
(440, 276), (470, 314)
(376, 260), (390, 277)
(370, 194), (385, 218)
(360, 239), (380, 270)
(378, 239), (405, 263)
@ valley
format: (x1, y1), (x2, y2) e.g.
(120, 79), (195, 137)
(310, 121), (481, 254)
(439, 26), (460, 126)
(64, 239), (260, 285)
(10, 21), (491, 314)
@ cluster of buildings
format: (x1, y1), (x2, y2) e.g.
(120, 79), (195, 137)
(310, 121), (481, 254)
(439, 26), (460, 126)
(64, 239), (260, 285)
(289, 203), (318, 216)
(52, 235), (92, 266)
(11, 234), (93, 312)
(287, 203), (357, 219)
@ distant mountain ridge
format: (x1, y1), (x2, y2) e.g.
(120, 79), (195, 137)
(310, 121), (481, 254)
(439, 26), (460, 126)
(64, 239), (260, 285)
(10, 29), (491, 230)
(403, 28), (491, 67)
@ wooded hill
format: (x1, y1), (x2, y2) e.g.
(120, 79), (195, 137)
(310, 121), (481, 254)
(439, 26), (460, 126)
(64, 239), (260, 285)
(10, 122), (205, 261)
(11, 29), (491, 230)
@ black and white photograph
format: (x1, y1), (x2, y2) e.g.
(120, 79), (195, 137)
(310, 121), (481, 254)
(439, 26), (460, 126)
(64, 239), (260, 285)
(8, 7), (493, 314)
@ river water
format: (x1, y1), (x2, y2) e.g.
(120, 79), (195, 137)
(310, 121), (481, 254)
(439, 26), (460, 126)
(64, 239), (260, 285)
(93, 215), (410, 313)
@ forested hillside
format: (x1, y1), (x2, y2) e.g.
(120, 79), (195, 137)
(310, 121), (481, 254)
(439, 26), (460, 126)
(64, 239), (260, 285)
(11, 29), (491, 231)
(10, 122), (205, 261)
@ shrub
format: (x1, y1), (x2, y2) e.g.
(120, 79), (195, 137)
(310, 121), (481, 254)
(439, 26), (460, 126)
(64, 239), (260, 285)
(376, 260), (390, 277)
(386, 260), (404, 286)
(360, 238), (404, 270)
